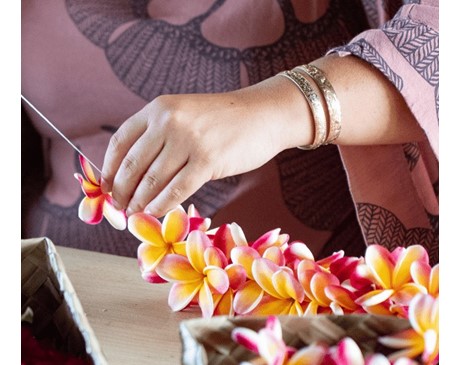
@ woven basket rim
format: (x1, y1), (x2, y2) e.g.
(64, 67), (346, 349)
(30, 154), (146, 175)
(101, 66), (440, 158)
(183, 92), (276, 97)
(21, 237), (108, 365)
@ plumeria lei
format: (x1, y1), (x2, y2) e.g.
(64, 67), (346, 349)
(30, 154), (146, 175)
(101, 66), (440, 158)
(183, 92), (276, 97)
(75, 156), (439, 364)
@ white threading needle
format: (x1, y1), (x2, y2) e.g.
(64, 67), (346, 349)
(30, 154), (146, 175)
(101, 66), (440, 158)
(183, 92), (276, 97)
(21, 94), (102, 174)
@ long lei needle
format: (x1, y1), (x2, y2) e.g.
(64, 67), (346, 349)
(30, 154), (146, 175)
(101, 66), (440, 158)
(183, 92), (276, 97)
(21, 94), (102, 174)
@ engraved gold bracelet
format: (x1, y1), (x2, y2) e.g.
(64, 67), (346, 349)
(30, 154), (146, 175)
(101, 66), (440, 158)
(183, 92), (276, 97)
(278, 69), (327, 150)
(294, 64), (341, 144)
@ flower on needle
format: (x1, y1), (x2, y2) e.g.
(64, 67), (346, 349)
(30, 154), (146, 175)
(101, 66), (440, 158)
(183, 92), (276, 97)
(74, 155), (126, 229)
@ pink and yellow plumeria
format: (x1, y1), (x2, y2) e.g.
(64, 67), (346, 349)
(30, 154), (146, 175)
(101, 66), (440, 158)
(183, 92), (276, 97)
(231, 316), (421, 365)
(74, 155), (126, 230)
(73, 157), (439, 364)
(380, 293), (439, 365)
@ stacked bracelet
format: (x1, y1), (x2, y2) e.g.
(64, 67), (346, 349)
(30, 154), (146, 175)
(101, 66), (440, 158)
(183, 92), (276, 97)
(294, 64), (341, 144)
(278, 64), (341, 149)
(278, 70), (327, 150)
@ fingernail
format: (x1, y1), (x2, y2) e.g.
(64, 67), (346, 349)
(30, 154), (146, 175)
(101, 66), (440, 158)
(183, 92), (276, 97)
(126, 207), (134, 216)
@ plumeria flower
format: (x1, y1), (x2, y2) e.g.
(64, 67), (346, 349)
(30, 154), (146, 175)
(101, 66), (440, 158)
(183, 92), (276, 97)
(232, 316), (401, 365)
(297, 259), (348, 315)
(130, 206), (189, 283)
(379, 293), (438, 365)
(187, 204), (211, 232)
(231, 315), (297, 365)
(410, 262), (439, 298)
(74, 155), (126, 229)
(249, 258), (306, 316)
(354, 245), (429, 315)
(155, 230), (229, 318)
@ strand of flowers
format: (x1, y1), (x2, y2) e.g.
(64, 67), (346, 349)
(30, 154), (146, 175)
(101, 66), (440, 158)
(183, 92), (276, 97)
(74, 155), (439, 364)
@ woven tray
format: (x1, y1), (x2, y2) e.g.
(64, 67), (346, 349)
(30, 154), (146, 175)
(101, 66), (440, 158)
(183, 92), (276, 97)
(180, 314), (411, 365)
(21, 237), (107, 365)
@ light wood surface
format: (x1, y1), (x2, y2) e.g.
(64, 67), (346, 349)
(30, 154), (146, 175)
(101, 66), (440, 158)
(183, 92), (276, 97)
(56, 246), (200, 365)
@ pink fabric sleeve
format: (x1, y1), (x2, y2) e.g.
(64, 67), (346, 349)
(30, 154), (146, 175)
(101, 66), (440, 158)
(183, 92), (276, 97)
(328, 0), (439, 263)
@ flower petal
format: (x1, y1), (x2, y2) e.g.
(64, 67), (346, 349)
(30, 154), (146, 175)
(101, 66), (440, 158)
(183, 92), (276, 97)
(325, 285), (358, 311)
(263, 246), (285, 266)
(140, 269), (167, 284)
(213, 290), (234, 316)
(379, 329), (422, 349)
(204, 246), (228, 268)
(230, 222), (248, 246)
(364, 353), (391, 365)
(429, 264), (439, 296)
(186, 230), (212, 273)
(265, 315), (282, 340)
(203, 266), (229, 294)
(231, 327), (260, 354)
(74, 173), (102, 198)
(233, 280), (264, 315)
(365, 245), (394, 289)
(168, 282), (201, 312)
(310, 271), (340, 307)
(355, 289), (394, 307)
(410, 261), (431, 290)
(252, 228), (281, 253)
(156, 254), (203, 282)
(189, 217), (211, 232)
(408, 293), (436, 334)
(171, 241), (187, 256)
(226, 263), (247, 291)
(213, 224), (237, 259)
(128, 213), (166, 246)
(199, 279), (215, 318)
(336, 337), (364, 365)
(350, 264), (374, 290)
(330, 257), (361, 283)
(391, 283), (426, 307)
(137, 242), (168, 273)
(78, 196), (104, 225)
(230, 246), (260, 280)
(162, 206), (189, 243)
(103, 195), (127, 230)
(79, 155), (99, 185)
(392, 245), (429, 289)
(287, 343), (326, 365)
(258, 327), (288, 365)
(283, 242), (315, 263)
(316, 250), (345, 268)
(252, 258), (281, 298)
(272, 270), (304, 302)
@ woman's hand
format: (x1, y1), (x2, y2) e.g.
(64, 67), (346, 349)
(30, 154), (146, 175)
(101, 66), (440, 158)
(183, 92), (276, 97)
(100, 76), (313, 217)
(101, 55), (426, 218)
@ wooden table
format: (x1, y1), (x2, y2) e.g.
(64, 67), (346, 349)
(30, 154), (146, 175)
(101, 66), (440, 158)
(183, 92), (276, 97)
(56, 246), (201, 365)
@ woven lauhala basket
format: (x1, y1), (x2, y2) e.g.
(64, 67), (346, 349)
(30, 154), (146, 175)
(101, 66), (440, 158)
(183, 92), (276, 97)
(21, 237), (107, 365)
(180, 314), (411, 365)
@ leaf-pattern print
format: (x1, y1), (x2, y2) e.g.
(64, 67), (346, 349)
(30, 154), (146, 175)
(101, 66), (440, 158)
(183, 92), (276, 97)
(334, 38), (404, 91)
(357, 203), (438, 263)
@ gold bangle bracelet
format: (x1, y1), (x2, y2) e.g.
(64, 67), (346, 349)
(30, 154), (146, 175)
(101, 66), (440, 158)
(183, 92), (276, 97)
(278, 70), (327, 150)
(294, 64), (341, 144)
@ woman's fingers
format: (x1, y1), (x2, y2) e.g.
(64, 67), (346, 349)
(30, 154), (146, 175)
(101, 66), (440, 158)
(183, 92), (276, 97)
(110, 130), (165, 210)
(101, 111), (148, 195)
(126, 142), (189, 215)
(144, 161), (212, 218)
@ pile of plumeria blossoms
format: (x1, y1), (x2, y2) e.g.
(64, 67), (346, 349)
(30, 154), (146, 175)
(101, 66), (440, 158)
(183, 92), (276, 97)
(75, 156), (439, 365)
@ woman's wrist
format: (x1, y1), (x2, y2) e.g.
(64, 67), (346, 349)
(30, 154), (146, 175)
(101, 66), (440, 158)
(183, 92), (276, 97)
(235, 75), (316, 153)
